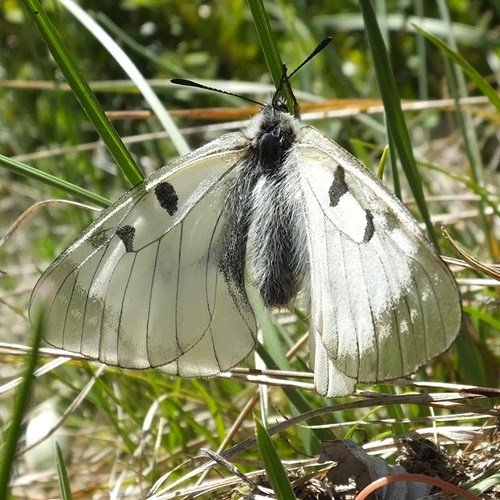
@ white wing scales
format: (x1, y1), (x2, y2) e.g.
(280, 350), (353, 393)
(31, 134), (258, 376)
(297, 126), (461, 396)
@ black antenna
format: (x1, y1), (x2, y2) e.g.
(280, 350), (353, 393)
(287, 36), (332, 81)
(274, 64), (299, 117)
(172, 37), (333, 114)
(170, 78), (264, 107)
(274, 37), (333, 117)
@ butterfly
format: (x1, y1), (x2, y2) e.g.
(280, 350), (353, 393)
(30, 57), (461, 398)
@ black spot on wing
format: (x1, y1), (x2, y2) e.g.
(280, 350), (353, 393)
(89, 230), (109, 249)
(155, 182), (178, 216)
(363, 210), (375, 242)
(328, 166), (348, 207)
(116, 225), (135, 252)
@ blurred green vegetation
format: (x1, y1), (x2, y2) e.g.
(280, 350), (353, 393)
(2, 0), (498, 159)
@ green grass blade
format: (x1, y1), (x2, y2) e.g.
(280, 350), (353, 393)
(256, 344), (328, 453)
(248, 0), (283, 88)
(96, 13), (191, 78)
(416, 8), (495, 256)
(58, 0), (190, 157)
(359, 0), (437, 246)
(0, 153), (109, 208)
(375, 385), (410, 435)
(412, 25), (500, 112)
(468, 472), (500, 496)
(0, 316), (44, 497)
(55, 442), (73, 500)
(248, 0), (294, 111)
(22, 0), (143, 186)
(255, 416), (296, 500)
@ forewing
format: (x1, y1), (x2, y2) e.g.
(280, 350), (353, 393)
(297, 127), (461, 396)
(30, 133), (258, 376)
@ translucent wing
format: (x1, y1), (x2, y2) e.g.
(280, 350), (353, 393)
(30, 133), (258, 376)
(296, 126), (461, 397)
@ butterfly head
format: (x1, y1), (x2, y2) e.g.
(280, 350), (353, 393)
(246, 96), (301, 173)
(270, 93), (289, 114)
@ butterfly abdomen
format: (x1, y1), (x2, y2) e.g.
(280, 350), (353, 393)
(246, 169), (308, 307)
(219, 105), (308, 308)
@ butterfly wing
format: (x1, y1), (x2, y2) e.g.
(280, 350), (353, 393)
(30, 133), (258, 376)
(296, 126), (461, 396)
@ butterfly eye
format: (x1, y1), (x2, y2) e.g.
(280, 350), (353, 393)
(275, 100), (288, 113)
(269, 88), (289, 113)
(272, 98), (289, 114)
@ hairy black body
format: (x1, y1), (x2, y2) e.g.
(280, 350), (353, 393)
(218, 102), (306, 307)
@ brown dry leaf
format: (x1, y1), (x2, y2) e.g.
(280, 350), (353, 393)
(319, 439), (432, 500)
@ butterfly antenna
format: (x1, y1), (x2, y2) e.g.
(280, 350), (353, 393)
(273, 36), (333, 117)
(171, 78), (265, 107)
(272, 64), (300, 117)
(173, 37), (332, 114)
(287, 36), (333, 81)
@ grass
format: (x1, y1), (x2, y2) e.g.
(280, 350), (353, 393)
(1, 1), (499, 498)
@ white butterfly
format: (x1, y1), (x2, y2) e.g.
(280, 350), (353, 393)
(30, 78), (461, 397)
